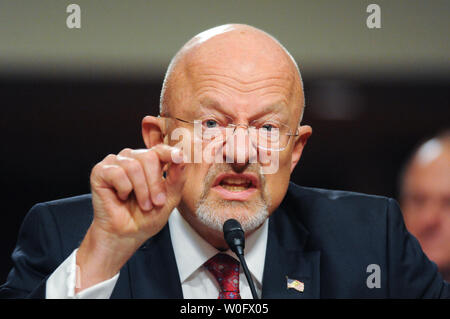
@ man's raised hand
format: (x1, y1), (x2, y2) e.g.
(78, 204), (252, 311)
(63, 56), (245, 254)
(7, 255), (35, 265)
(76, 144), (186, 292)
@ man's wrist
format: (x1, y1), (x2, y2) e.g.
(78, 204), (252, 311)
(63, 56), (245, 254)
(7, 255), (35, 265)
(75, 223), (141, 293)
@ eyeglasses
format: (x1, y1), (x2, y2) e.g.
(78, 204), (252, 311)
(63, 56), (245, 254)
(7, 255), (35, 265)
(164, 113), (298, 151)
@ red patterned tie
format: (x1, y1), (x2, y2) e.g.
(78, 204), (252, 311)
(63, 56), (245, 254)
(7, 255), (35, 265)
(204, 253), (241, 299)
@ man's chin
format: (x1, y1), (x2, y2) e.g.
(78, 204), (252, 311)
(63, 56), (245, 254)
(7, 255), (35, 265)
(195, 197), (269, 233)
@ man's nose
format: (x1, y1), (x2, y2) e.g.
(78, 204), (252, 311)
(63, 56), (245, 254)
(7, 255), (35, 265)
(223, 126), (255, 169)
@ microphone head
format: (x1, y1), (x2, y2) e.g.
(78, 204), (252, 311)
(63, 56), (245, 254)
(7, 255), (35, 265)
(223, 219), (245, 255)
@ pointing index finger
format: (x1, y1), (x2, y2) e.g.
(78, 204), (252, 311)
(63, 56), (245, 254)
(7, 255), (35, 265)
(149, 144), (184, 164)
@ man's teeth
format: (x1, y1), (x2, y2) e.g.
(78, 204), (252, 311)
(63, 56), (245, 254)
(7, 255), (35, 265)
(221, 185), (249, 192)
(219, 177), (253, 191)
(221, 177), (251, 185)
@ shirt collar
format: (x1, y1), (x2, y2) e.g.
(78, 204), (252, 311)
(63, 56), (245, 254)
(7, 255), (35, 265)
(168, 208), (268, 286)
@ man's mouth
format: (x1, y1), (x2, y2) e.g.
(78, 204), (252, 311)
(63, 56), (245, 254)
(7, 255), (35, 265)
(211, 173), (259, 200)
(214, 173), (258, 190)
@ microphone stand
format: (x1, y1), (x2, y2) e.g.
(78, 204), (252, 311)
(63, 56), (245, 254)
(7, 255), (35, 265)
(223, 219), (259, 299)
(236, 252), (259, 299)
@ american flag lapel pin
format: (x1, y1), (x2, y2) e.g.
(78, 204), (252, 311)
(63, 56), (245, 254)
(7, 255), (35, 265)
(286, 276), (304, 293)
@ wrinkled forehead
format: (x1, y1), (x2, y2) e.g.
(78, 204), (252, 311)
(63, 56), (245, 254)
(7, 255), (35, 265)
(184, 58), (298, 104)
(183, 28), (299, 82)
(163, 25), (304, 121)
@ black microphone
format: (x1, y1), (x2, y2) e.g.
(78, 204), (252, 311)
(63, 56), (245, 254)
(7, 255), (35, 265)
(223, 219), (259, 299)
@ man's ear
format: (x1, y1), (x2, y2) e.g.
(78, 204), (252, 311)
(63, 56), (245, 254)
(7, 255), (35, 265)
(142, 116), (165, 148)
(290, 125), (312, 173)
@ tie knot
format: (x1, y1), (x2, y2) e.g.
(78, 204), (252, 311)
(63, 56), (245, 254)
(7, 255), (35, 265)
(204, 253), (241, 299)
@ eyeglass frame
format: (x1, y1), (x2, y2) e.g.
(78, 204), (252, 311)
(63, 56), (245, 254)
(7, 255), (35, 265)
(162, 114), (299, 151)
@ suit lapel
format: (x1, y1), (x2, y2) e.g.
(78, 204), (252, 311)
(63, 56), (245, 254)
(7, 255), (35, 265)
(126, 184), (321, 299)
(127, 224), (183, 298)
(262, 204), (321, 299)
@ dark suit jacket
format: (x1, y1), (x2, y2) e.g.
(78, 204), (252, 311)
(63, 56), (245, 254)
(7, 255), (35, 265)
(1, 183), (449, 298)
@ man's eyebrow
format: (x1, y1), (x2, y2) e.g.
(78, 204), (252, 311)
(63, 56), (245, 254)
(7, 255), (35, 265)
(196, 97), (290, 121)
(196, 98), (231, 116)
(250, 102), (289, 121)
(260, 102), (286, 114)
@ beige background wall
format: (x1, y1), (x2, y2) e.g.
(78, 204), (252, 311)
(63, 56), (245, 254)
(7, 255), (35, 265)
(0, 0), (449, 78)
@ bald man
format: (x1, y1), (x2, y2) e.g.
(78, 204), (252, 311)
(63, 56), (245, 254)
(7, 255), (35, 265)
(400, 132), (450, 281)
(1, 25), (449, 299)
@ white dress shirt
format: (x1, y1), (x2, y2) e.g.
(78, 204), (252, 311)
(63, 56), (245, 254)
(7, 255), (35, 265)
(46, 208), (268, 299)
